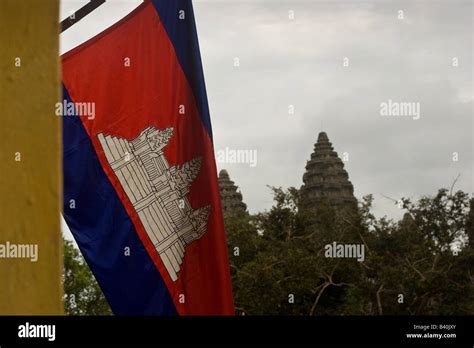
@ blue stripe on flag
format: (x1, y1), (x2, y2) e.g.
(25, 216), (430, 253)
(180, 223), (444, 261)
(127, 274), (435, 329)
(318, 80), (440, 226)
(151, 0), (214, 141)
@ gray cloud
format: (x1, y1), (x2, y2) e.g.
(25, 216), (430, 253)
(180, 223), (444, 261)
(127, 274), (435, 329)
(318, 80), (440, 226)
(194, 0), (473, 219)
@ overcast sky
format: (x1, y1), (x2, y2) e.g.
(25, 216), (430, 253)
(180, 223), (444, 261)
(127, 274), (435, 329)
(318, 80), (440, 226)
(60, 0), (473, 229)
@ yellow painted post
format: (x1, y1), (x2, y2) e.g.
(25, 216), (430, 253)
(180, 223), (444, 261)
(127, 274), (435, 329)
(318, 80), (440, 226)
(0, 0), (63, 314)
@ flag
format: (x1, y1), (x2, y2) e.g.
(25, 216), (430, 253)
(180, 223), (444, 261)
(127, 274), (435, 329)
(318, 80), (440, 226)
(61, 0), (234, 315)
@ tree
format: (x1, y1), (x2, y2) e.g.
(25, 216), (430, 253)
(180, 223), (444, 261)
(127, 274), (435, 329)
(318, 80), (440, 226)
(63, 238), (112, 315)
(225, 187), (474, 315)
(226, 186), (367, 315)
(341, 189), (473, 315)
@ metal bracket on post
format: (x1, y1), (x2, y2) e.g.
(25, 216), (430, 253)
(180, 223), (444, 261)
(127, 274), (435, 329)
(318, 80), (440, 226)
(60, 0), (106, 33)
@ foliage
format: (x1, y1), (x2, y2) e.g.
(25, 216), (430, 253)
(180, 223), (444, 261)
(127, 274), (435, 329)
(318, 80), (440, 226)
(63, 238), (112, 315)
(225, 187), (474, 315)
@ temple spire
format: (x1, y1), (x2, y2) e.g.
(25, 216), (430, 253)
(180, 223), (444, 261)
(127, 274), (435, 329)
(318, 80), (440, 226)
(218, 169), (247, 216)
(300, 131), (357, 212)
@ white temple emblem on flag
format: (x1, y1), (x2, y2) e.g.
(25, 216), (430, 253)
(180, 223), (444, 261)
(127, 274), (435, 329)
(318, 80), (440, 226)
(97, 126), (210, 281)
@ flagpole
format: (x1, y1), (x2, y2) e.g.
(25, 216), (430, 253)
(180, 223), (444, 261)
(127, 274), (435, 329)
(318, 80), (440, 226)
(61, 0), (106, 33)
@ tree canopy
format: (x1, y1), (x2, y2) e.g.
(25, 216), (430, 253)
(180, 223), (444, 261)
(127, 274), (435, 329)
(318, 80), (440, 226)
(226, 187), (474, 315)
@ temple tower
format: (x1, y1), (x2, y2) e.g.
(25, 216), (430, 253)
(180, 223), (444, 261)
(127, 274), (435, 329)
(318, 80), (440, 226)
(218, 169), (247, 216)
(300, 132), (357, 212)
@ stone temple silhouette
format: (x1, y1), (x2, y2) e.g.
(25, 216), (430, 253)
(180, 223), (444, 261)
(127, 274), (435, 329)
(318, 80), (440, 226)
(300, 131), (357, 212)
(218, 169), (247, 216)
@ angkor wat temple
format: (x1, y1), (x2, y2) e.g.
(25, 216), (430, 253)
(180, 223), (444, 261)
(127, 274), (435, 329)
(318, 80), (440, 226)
(218, 131), (357, 216)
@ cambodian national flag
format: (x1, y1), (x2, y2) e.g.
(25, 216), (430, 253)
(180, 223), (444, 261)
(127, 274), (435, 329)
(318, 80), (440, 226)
(61, 0), (234, 315)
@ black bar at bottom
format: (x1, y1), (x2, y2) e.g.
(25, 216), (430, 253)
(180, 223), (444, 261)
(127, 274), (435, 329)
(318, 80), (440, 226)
(0, 316), (472, 346)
